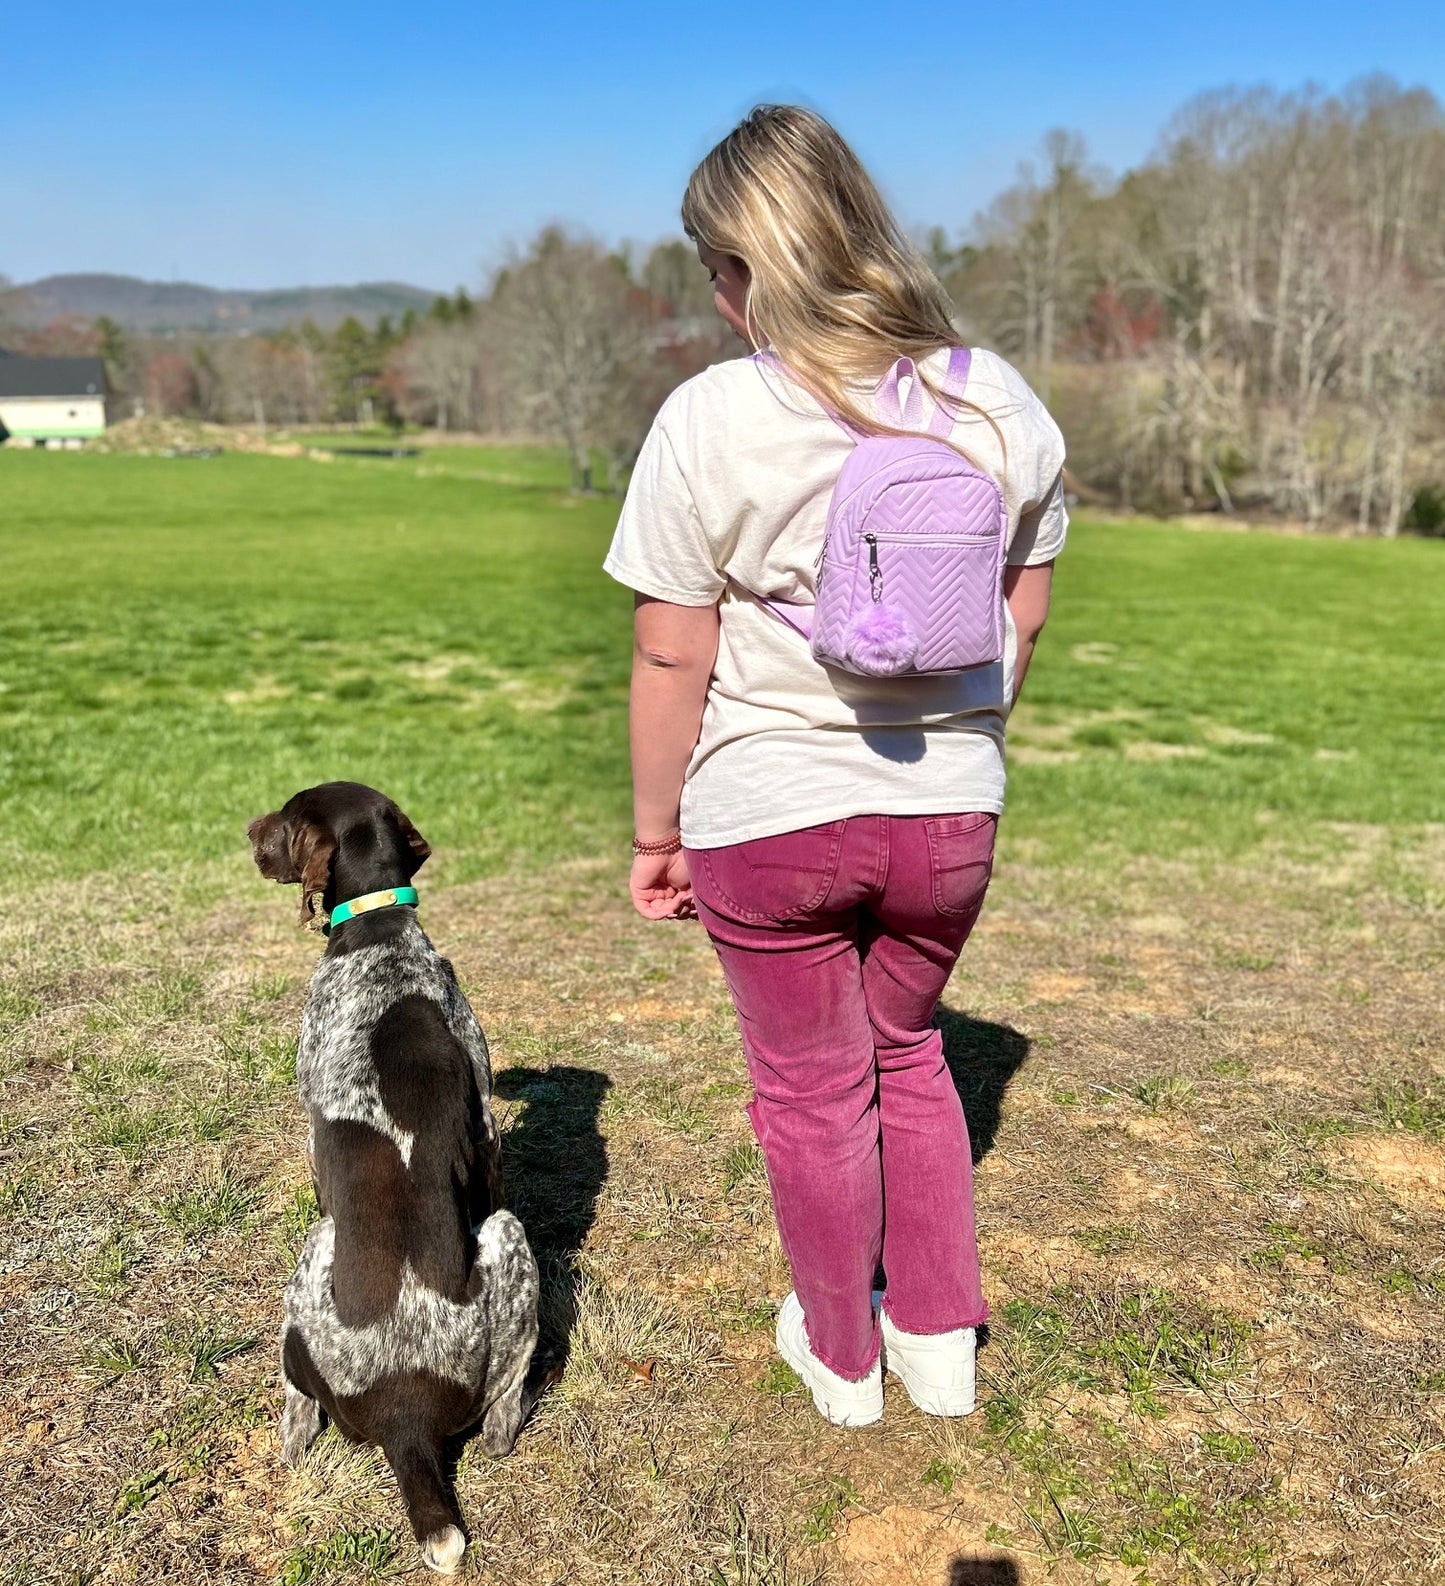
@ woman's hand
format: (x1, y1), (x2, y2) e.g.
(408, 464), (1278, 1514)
(629, 850), (696, 920)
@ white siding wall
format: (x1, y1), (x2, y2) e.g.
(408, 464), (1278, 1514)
(0, 396), (107, 439)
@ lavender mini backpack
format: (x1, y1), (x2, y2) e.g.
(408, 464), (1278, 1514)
(758, 348), (1007, 678)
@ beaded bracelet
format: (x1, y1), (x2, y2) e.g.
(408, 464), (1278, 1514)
(632, 830), (683, 857)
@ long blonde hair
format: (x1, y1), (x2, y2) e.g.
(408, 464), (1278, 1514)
(682, 104), (999, 454)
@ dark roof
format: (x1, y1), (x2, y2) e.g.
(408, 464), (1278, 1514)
(0, 357), (107, 398)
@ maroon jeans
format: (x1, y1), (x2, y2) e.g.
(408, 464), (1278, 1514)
(688, 812), (996, 1380)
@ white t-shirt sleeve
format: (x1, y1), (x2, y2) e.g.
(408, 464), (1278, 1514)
(1004, 374), (1068, 565)
(1008, 469), (1068, 566)
(958, 349), (1067, 567)
(603, 415), (725, 606)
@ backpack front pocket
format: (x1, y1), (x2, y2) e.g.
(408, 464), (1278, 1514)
(839, 532), (1003, 673)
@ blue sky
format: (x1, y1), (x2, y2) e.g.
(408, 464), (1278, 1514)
(3, 0), (1441, 291)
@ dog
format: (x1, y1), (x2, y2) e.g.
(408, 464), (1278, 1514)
(247, 781), (539, 1575)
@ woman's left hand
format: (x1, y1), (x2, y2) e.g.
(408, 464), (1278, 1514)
(629, 851), (696, 921)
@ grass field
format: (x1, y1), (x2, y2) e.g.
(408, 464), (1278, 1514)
(2, 443), (1443, 1585)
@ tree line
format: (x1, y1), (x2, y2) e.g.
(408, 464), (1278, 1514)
(4, 76), (1441, 532)
(938, 76), (1445, 534)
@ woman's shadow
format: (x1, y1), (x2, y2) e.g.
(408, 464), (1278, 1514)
(493, 1064), (611, 1376)
(931, 1005), (1029, 1362)
(935, 1004), (1030, 1164)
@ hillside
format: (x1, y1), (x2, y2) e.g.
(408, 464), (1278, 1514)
(0, 273), (435, 334)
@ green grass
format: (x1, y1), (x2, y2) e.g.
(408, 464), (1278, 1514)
(1, 449), (1437, 1586)
(3, 446), (1443, 882)
(722, 1139), (768, 1193)
(1129, 1073), (1197, 1112)
(86, 1102), (179, 1158)
(1371, 1079), (1445, 1138)
(162, 1321), (257, 1381)
(1014, 518), (1445, 856)
(757, 1358), (803, 1397)
(159, 1163), (257, 1237)
(1, 447), (631, 880)
(91, 1335), (147, 1376)
(294, 435), (590, 488)
(802, 1475), (860, 1543)
(280, 1525), (400, 1585)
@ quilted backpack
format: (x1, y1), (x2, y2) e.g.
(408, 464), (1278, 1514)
(756, 347), (1006, 678)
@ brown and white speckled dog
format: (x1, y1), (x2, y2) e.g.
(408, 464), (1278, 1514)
(247, 782), (539, 1576)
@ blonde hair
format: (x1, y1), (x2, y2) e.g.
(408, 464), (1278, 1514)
(683, 104), (999, 455)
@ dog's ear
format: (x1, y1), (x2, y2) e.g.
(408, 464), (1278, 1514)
(287, 816), (339, 929)
(246, 809), (336, 927)
(247, 812), (296, 883)
(392, 808), (431, 877)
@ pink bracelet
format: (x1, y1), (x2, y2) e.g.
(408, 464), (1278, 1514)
(632, 830), (683, 856)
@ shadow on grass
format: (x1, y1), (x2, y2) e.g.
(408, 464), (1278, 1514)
(936, 1004), (1031, 1163)
(948, 1557), (1022, 1585)
(494, 1064), (611, 1374)
(937, 1007), (1029, 1361)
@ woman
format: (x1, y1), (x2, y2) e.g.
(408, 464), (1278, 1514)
(604, 106), (1064, 1426)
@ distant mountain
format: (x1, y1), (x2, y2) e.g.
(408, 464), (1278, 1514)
(0, 273), (437, 334)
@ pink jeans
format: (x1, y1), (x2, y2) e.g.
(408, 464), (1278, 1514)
(688, 812), (996, 1380)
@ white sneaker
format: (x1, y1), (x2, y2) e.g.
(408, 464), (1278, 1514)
(873, 1290), (977, 1416)
(775, 1292), (883, 1426)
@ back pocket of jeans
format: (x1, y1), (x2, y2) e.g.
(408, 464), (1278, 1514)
(923, 812), (996, 917)
(699, 821), (845, 922)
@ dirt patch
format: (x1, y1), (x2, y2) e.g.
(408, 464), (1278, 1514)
(1026, 973), (1090, 1003)
(836, 1502), (1035, 1584)
(1122, 741), (1206, 761)
(1334, 1134), (1445, 1207)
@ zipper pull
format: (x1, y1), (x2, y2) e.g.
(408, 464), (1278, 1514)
(864, 533), (883, 602)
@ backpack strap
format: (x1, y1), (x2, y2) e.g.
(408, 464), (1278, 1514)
(876, 346), (972, 435)
(876, 356), (925, 427)
(749, 587), (813, 640)
(926, 346), (973, 438)
(754, 344), (971, 438)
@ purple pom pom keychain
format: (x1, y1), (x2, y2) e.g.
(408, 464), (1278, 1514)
(844, 533), (919, 676)
(845, 603), (918, 675)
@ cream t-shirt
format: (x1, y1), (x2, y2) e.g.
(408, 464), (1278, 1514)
(603, 348), (1067, 849)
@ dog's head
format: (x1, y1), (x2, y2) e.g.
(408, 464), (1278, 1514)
(246, 782), (431, 928)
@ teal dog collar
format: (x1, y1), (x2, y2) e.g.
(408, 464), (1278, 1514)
(325, 886), (418, 934)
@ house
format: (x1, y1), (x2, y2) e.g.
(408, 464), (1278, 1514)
(0, 355), (108, 445)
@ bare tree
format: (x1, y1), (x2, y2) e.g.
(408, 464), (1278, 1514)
(969, 131), (1100, 405)
(490, 228), (652, 490)
(953, 79), (1445, 530)
(393, 320), (483, 432)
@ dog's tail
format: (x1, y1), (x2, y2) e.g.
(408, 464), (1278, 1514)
(383, 1429), (465, 1575)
